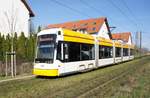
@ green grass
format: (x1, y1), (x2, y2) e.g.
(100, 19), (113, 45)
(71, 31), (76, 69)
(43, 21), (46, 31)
(0, 76), (8, 80)
(0, 56), (149, 98)
(0, 73), (32, 80)
(81, 56), (150, 98)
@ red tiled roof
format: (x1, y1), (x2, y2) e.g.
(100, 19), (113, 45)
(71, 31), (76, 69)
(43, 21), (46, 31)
(112, 32), (131, 42)
(47, 17), (110, 34)
(21, 0), (35, 17)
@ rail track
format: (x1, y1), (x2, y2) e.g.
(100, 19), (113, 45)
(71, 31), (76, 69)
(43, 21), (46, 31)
(46, 57), (149, 98)
(76, 57), (150, 98)
(76, 70), (129, 98)
(0, 56), (149, 98)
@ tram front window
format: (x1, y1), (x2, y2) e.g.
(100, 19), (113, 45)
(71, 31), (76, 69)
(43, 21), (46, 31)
(35, 34), (56, 63)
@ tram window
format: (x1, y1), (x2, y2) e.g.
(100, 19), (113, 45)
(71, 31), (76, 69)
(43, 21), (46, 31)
(108, 47), (113, 58)
(57, 41), (95, 62)
(99, 46), (113, 59)
(105, 46), (113, 58)
(130, 49), (134, 55)
(110, 47), (113, 57)
(104, 47), (109, 58)
(89, 45), (95, 60)
(81, 44), (90, 60)
(68, 42), (80, 62)
(64, 43), (69, 62)
(56, 42), (61, 60)
(116, 47), (121, 57)
(123, 48), (128, 56)
(99, 46), (105, 59)
(56, 42), (69, 62)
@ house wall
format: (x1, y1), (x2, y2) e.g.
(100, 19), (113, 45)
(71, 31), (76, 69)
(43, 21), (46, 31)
(0, 0), (30, 37)
(127, 36), (132, 45)
(97, 22), (110, 39)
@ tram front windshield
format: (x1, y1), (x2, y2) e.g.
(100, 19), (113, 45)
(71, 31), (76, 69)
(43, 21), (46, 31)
(35, 34), (56, 63)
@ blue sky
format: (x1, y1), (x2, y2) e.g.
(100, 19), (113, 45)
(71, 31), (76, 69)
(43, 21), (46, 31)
(28, 0), (150, 50)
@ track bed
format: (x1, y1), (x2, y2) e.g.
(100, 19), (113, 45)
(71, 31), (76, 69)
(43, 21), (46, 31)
(0, 56), (150, 98)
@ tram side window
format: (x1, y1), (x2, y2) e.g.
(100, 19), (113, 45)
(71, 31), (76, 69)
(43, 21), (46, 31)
(56, 42), (69, 62)
(89, 45), (95, 60)
(116, 47), (121, 57)
(81, 44), (90, 60)
(68, 42), (80, 62)
(105, 46), (113, 58)
(67, 42), (94, 61)
(56, 41), (69, 62)
(99, 46), (113, 59)
(57, 41), (95, 62)
(130, 49), (134, 55)
(63, 43), (69, 62)
(99, 46), (105, 59)
(56, 42), (61, 60)
(123, 48), (128, 56)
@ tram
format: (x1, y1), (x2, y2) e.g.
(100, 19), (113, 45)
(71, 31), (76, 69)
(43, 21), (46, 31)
(33, 28), (134, 76)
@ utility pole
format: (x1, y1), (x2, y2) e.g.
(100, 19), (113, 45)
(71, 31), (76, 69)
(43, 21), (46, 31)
(136, 31), (142, 57)
(135, 32), (138, 56)
(139, 31), (142, 57)
(135, 31), (141, 57)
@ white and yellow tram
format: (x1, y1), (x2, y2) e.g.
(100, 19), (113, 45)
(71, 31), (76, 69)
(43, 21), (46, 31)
(33, 28), (134, 76)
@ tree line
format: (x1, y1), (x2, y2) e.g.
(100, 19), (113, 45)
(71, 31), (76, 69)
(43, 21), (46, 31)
(0, 32), (37, 63)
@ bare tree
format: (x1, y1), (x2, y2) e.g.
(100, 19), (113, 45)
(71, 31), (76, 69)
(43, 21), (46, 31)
(4, 0), (18, 77)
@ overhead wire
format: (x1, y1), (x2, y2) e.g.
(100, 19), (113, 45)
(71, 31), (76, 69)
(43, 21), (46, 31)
(79, 0), (113, 20)
(107, 0), (138, 30)
(79, 0), (106, 16)
(113, 0), (145, 45)
(51, 0), (139, 34)
(121, 0), (143, 31)
(79, 0), (127, 32)
(51, 0), (91, 18)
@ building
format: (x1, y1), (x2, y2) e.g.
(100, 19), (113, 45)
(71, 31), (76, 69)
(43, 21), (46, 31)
(112, 32), (132, 45)
(0, 0), (34, 37)
(47, 17), (134, 45)
(47, 17), (112, 39)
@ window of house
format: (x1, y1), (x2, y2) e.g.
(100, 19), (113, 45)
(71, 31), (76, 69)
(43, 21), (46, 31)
(84, 23), (88, 26)
(92, 27), (96, 31)
(92, 22), (96, 25)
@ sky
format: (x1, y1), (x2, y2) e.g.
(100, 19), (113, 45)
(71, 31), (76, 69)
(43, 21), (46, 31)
(28, 0), (150, 50)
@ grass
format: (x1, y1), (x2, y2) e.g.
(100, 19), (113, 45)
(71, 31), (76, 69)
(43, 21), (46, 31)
(0, 73), (32, 80)
(0, 76), (9, 80)
(81, 56), (150, 98)
(0, 56), (149, 98)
